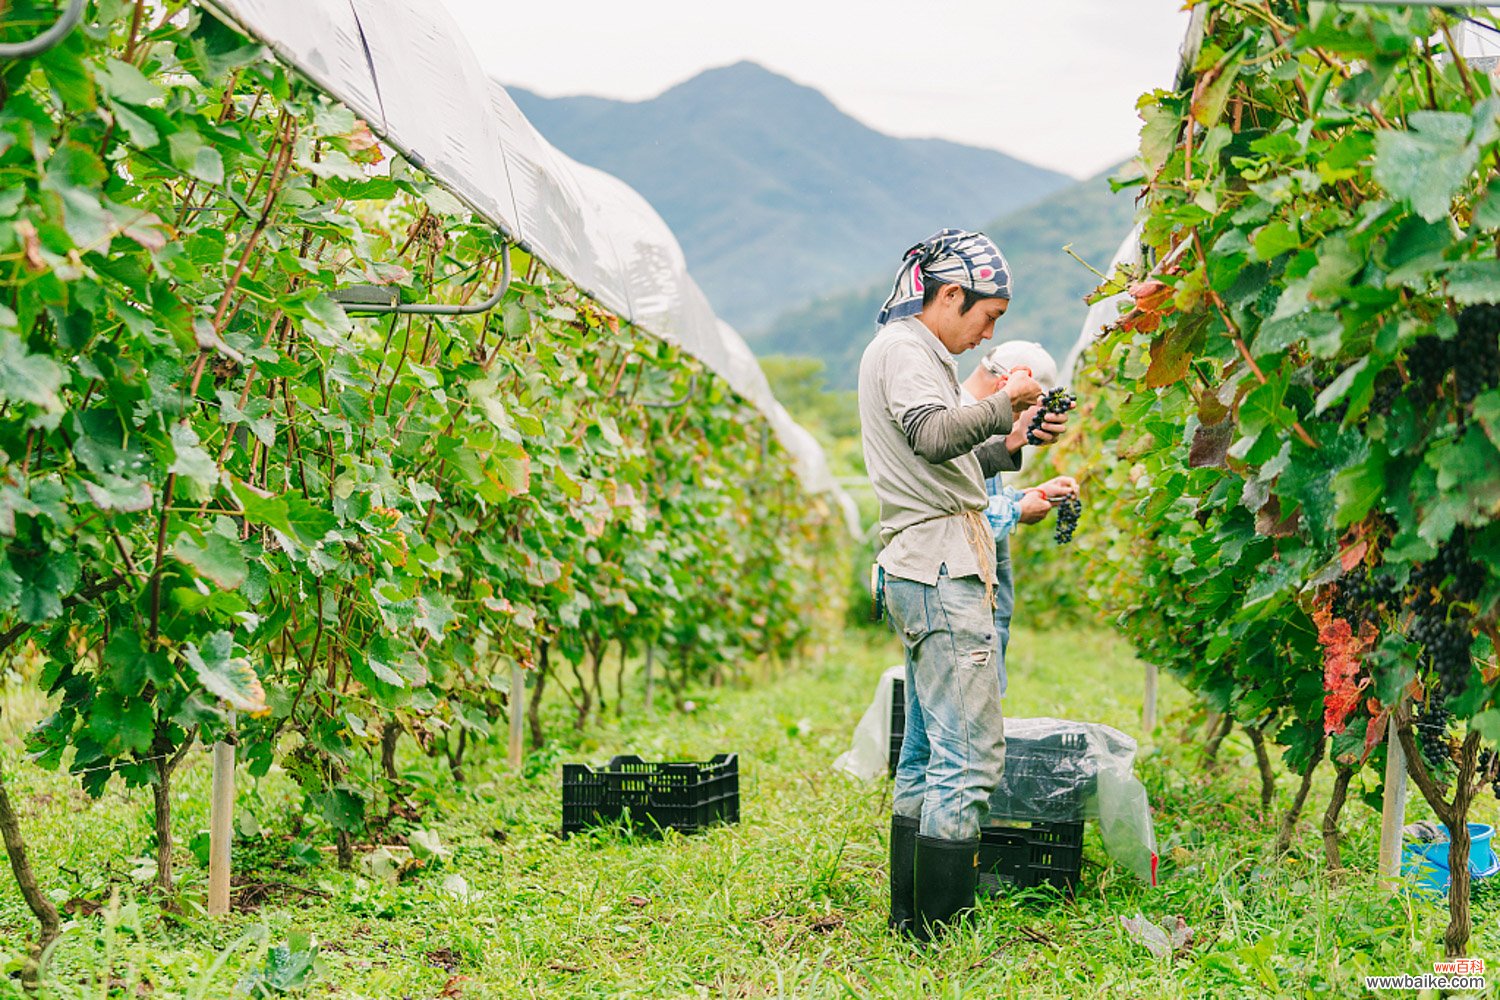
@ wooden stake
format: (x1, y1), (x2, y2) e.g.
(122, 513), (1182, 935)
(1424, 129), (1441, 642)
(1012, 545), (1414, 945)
(207, 714), (235, 917)
(1379, 716), (1409, 893)
(508, 661), (524, 769)
(643, 646), (656, 718)
(1142, 662), (1158, 736)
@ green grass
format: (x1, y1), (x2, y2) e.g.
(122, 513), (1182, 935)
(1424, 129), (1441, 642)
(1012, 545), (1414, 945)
(0, 622), (1491, 998)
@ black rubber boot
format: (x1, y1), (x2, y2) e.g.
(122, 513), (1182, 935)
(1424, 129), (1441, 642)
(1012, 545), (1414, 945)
(888, 815), (919, 934)
(912, 834), (980, 942)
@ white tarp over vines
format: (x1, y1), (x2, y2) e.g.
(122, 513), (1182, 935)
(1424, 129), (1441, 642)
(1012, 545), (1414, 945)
(200, 0), (844, 501)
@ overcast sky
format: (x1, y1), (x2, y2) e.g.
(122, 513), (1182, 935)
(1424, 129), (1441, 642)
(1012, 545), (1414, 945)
(435, 1), (1194, 179)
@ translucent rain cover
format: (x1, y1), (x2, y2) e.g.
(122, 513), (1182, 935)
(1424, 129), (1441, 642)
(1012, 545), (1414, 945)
(836, 666), (1159, 885)
(203, 0), (847, 506)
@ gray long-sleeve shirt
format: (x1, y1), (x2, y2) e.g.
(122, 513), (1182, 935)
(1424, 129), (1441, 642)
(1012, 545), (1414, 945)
(857, 318), (1015, 585)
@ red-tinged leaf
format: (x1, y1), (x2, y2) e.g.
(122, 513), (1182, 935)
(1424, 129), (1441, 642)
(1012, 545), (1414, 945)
(1198, 388), (1230, 426)
(119, 211), (167, 252)
(1131, 279), (1174, 311)
(1146, 332), (1192, 386)
(1145, 314), (1207, 388)
(1314, 593), (1377, 735)
(346, 119), (384, 164)
(1254, 496), (1300, 538)
(1122, 308), (1159, 334)
(14, 219), (45, 272)
(1339, 539), (1368, 572)
(1361, 709), (1389, 763)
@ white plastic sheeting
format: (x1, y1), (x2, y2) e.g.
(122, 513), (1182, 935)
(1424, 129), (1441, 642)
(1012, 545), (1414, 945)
(1063, 224), (1143, 382)
(202, 0), (841, 501)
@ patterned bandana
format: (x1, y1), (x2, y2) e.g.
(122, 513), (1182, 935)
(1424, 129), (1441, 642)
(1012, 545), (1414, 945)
(875, 228), (1013, 328)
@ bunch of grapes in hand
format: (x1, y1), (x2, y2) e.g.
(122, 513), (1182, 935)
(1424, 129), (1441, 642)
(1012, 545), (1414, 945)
(1028, 388), (1077, 446)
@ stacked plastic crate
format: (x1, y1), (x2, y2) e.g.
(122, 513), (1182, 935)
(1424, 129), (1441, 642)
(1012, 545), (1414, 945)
(889, 679), (1089, 895)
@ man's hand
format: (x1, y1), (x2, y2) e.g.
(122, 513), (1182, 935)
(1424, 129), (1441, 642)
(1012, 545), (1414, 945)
(1028, 410), (1069, 446)
(1018, 489), (1053, 524)
(1018, 476), (1080, 524)
(1004, 405), (1038, 452)
(1004, 405), (1070, 451)
(1003, 372), (1042, 411)
(1035, 475), (1079, 500)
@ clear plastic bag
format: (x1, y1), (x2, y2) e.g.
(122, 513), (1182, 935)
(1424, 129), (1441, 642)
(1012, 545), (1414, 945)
(835, 668), (1159, 885)
(832, 665), (904, 782)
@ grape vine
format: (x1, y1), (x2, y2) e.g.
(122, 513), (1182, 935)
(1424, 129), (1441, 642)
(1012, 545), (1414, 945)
(0, 0), (848, 927)
(1012, 0), (1500, 956)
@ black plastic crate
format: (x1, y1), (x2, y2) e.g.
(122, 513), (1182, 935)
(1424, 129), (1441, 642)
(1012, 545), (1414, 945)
(888, 677), (906, 777)
(987, 730), (1091, 824)
(889, 690), (1092, 822)
(562, 753), (739, 836)
(978, 819), (1084, 895)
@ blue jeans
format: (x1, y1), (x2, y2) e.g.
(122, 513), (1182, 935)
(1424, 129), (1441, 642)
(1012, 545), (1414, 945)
(886, 567), (1006, 841)
(993, 537), (1012, 699)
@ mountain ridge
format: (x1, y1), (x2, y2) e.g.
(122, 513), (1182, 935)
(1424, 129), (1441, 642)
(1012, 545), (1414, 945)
(508, 62), (1074, 329)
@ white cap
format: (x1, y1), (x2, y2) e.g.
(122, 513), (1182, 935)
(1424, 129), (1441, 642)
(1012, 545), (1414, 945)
(982, 341), (1059, 390)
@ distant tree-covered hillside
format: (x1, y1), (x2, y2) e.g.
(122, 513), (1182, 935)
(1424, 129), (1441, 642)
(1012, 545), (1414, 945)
(752, 167), (1140, 388)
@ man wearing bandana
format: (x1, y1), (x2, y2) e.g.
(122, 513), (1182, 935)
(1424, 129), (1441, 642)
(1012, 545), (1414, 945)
(858, 229), (1043, 941)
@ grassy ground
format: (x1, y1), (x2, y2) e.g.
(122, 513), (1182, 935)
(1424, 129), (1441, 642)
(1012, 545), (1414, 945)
(0, 618), (1491, 999)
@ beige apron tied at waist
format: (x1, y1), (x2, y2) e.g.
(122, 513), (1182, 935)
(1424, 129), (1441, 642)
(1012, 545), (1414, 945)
(959, 509), (997, 610)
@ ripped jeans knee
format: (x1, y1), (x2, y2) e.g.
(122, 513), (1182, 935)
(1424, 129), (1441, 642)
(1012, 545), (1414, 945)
(883, 567), (1006, 841)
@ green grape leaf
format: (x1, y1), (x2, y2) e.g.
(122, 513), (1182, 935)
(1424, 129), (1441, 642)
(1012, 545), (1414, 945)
(1443, 260), (1500, 305)
(83, 474), (155, 513)
(16, 551), (79, 624)
(173, 531), (248, 590)
(184, 632), (266, 713)
(0, 332), (65, 418)
(167, 129), (225, 185)
(1373, 113), (1478, 222)
(95, 58), (164, 106)
(316, 787), (365, 832)
(169, 424), (218, 497)
(88, 692), (154, 756)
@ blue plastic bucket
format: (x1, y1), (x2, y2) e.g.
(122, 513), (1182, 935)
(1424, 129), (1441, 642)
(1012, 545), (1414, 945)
(1401, 824), (1499, 895)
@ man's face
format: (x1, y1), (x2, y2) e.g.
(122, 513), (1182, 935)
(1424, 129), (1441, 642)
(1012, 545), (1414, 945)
(929, 286), (1009, 354)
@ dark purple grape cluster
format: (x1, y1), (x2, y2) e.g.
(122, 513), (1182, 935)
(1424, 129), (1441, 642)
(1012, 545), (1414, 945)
(1369, 375), (1401, 418)
(1406, 333), (1456, 404)
(1054, 495), (1081, 545)
(1402, 306), (1500, 408)
(1456, 304), (1500, 404)
(1332, 568), (1398, 626)
(1481, 749), (1500, 800)
(1405, 530), (1481, 702)
(1413, 698), (1456, 787)
(1027, 388), (1077, 446)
